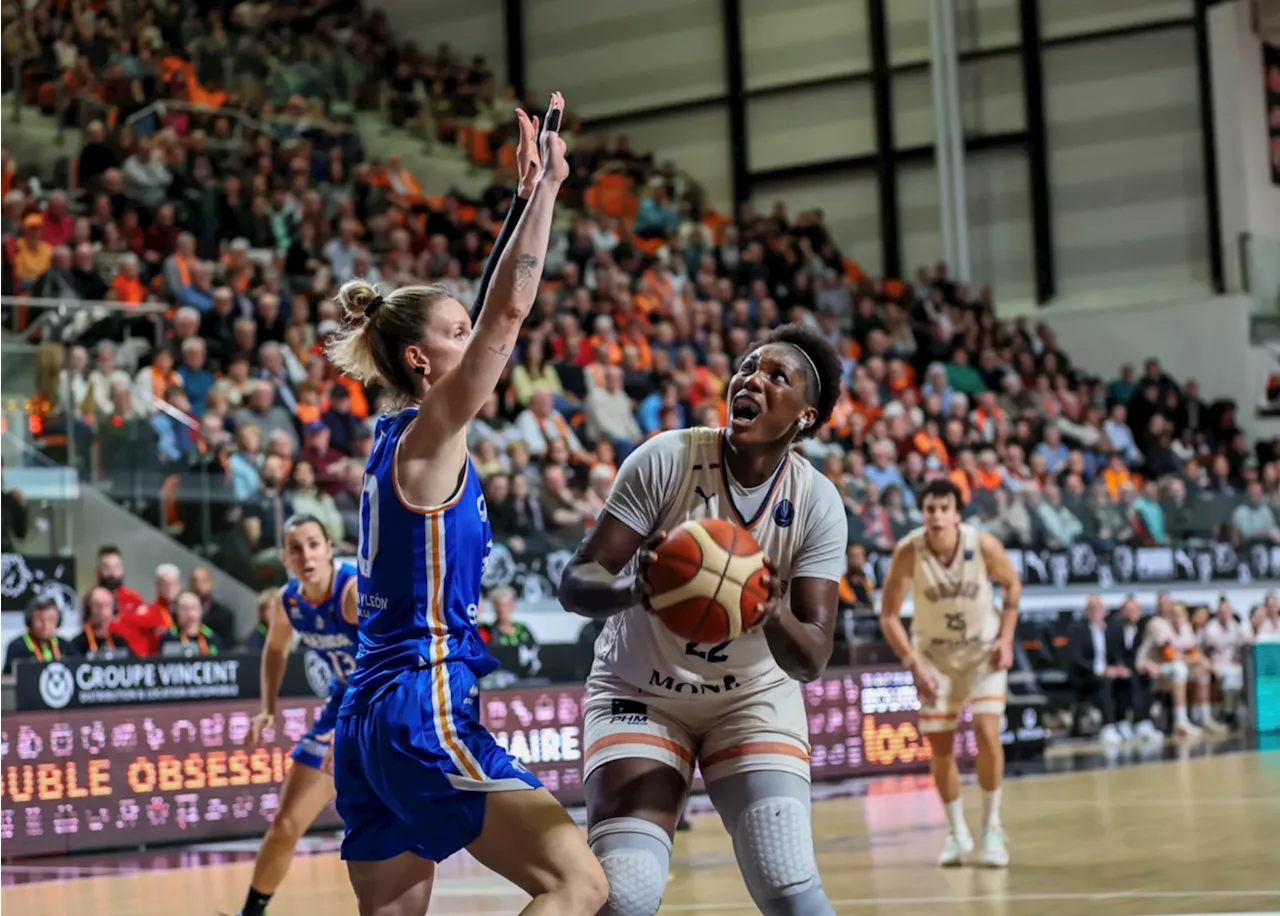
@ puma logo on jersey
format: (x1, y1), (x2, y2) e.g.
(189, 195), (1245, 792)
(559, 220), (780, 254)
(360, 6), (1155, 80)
(923, 582), (982, 603)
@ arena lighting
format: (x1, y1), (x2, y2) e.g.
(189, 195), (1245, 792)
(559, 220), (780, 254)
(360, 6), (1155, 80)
(1, 668), (1045, 858)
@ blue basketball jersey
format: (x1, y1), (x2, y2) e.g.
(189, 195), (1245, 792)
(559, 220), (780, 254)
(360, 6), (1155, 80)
(281, 561), (360, 685)
(342, 409), (497, 715)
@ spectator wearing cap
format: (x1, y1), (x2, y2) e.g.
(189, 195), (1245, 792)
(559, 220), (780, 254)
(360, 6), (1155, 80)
(3, 597), (79, 675)
(14, 213), (52, 290)
(299, 421), (346, 495)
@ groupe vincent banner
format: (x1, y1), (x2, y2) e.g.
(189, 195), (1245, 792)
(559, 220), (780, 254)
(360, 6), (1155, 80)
(1, 666), (1046, 858)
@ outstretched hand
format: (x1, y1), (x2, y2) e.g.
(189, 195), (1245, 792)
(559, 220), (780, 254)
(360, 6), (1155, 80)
(539, 91), (569, 184)
(514, 108), (541, 199)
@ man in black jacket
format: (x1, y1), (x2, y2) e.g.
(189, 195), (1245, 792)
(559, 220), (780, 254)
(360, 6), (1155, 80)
(3, 597), (80, 674)
(1068, 596), (1160, 743)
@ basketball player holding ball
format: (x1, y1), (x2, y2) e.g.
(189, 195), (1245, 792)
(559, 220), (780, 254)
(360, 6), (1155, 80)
(877, 478), (1022, 868)
(558, 324), (846, 916)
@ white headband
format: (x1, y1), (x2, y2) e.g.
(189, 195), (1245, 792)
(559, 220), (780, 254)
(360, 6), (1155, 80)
(788, 343), (822, 399)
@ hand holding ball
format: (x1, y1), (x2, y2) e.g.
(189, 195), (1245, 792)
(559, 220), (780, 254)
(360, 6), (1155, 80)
(644, 519), (771, 643)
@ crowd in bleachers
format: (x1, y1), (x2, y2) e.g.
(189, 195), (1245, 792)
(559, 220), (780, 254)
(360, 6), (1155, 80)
(3, 0), (1279, 607)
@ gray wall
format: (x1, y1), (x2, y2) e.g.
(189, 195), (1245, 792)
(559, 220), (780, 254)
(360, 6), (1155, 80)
(375, 0), (1216, 308)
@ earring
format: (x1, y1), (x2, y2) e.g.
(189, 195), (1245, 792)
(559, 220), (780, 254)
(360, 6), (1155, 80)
(413, 365), (426, 376)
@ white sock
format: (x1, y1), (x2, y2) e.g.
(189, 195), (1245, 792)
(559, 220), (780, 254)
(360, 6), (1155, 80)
(944, 798), (969, 837)
(1196, 702), (1214, 723)
(1173, 705), (1190, 727)
(982, 787), (1002, 832)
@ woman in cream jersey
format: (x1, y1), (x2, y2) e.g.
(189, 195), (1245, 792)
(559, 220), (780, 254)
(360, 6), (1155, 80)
(559, 323), (847, 916)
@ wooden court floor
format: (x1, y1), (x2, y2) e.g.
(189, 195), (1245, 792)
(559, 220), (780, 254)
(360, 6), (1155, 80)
(4, 749), (1279, 916)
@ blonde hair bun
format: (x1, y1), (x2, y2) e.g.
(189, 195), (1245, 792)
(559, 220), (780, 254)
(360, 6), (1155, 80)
(336, 279), (380, 321)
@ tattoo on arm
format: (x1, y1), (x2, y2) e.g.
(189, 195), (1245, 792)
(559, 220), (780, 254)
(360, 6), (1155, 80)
(488, 342), (509, 357)
(512, 254), (540, 293)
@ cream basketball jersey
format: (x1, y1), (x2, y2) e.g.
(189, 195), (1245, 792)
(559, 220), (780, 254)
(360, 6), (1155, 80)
(906, 523), (999, 652)
(592, 427), (845, 693)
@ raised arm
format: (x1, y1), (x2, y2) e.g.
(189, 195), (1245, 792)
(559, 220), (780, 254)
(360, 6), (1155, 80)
(979, 531), (1021, 670)
(416, 92), (568, 442)
(470, 109), (539, 323)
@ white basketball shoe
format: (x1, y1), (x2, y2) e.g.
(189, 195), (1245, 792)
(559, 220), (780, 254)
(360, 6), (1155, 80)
(938, 830), (974, 867)
(977, 827), (1010, 868)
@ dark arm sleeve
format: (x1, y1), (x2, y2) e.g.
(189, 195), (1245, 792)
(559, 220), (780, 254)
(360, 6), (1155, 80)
(470, 195), (529, 323)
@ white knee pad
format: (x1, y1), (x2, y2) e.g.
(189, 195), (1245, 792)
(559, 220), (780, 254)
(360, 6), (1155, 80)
(1162, 660), (1189, 684)
(588, 817), (671, 916)
(734, 796), (819, 894)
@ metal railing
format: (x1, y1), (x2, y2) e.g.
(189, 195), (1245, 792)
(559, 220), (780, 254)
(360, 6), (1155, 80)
(0, 296), (168, 352)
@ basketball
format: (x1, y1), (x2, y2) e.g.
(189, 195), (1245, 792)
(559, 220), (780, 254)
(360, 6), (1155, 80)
(645, 518), (771, 643)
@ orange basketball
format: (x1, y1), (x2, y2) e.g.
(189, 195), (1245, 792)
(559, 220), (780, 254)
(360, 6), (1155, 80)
(645, 518), (770, 643)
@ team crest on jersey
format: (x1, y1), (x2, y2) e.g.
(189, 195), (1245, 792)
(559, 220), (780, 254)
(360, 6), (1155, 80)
(773, 498), (795, 528)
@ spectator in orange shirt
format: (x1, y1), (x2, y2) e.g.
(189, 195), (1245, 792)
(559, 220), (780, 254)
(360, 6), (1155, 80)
(14, 213), (52, 289)
(1102, 452), (1135, 501)
(588, 314), (624, 365)
(109, 253), (147, 303)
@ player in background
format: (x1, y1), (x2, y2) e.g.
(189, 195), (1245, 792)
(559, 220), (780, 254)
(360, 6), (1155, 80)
(558, 323), (846, 916)
(325, 93), (608, 916)
(235, 515), (359, 916)
(1138, 596), (1226, 736)
(877, 479), (1021, 868)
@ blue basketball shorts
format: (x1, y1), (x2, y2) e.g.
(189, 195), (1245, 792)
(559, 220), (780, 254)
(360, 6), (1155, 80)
(334, 661), (541, 862)
(290, 681), (346, 771)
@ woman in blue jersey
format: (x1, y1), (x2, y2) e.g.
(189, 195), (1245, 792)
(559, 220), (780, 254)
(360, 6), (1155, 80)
(236, 514), (360, 916)
(325, 93), (607, 916)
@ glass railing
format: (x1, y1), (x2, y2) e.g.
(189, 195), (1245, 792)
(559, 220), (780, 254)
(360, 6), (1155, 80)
(1, 431), (80, 556)
(3, 387), (294, 589)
